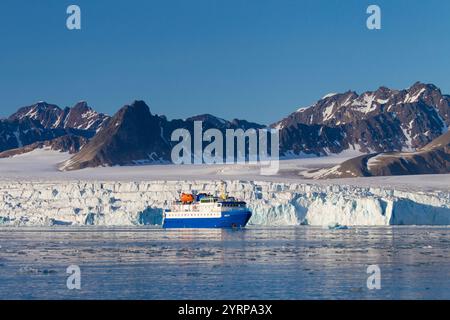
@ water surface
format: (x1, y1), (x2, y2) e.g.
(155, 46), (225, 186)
(0, 226), (449, 299)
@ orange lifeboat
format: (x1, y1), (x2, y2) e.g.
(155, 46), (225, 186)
(181, 193), (194, 204)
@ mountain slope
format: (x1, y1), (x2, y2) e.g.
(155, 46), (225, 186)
(308, 130), (450, 179)
(0, 117), (88, 153)
(0, 135), (88, 158)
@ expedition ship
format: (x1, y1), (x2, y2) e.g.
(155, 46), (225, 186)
(162, 193), (252, 229)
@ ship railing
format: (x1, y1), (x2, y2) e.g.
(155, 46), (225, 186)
(167, 199), (247, 212)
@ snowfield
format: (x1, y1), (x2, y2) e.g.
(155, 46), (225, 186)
(0, 149), (449, 226)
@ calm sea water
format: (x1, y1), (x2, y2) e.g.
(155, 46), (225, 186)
(0, 226), (449, 299)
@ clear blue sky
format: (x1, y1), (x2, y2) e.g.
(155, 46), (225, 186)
(0, 0), (449, 124)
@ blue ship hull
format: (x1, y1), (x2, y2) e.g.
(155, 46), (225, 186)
(163, 210), (252, 229)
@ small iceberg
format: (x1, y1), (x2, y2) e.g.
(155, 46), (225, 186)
(328, 223), (349, 230)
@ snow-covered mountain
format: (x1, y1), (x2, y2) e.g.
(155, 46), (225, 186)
(1, 82), (450, 173)
(9, 101), (109, 132)
(0, 101), (108, 154)
(273, 82), (450, 156)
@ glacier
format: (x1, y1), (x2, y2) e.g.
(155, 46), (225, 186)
(0, 179), (449, 226)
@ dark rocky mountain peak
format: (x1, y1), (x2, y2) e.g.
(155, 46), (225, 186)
(9, 102), (62, 129)
(8, 101), (109, 132)
(59, 100), (171, 170)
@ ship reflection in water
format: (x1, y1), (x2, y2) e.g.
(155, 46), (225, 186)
(0, 226), (449, 299)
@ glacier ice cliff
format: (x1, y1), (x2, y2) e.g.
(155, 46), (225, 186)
(0, 180), (449, 226)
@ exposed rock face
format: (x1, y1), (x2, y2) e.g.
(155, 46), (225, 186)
(309, 130), (450, 179)
(60, 101), (109, 132)
(0, 135), (88, 158)
(60, 101), (172, 170)
(273, 82), (450, 156)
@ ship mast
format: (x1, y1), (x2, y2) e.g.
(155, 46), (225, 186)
(220, 181), (227, 200)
